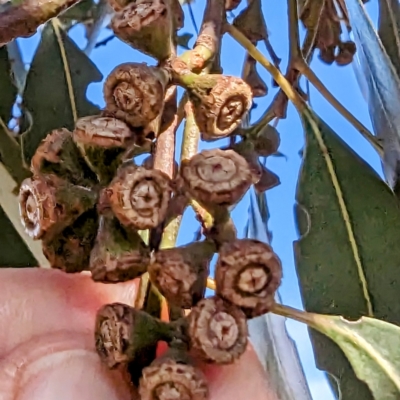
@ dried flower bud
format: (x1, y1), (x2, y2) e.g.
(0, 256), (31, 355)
(243, 56), (268, 98)
(233, 0), (267, 42)
(95, 303), (171, 369)
(31, 128), (97, 186)
(104, 63), (169, 128)
(73, 115), (136, 184)
(19, 174), (98, 240)
(42, 208), (98, 273)
(107, 163), (172, 230)
(254, 165), (280, 193)
(148, 241), (214, 308)
(184, 74), (252, 140)
(215, 239), (282, 318)
(180, 149), (252, 207)
(319, 45), (336, 65)
(225, 0), (242, 11)
(335, 41), (356, 66)
(111, 0), (173, 61)
(246, 124), (280, 157)
(90, 216), (150, 283)
(139, 352), (208, 400)
(188, 296), (248, 364)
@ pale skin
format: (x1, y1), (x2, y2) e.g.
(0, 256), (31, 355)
(0, 268), (279, 400)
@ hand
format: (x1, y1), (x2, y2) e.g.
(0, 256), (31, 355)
(0, 268), (278, 400)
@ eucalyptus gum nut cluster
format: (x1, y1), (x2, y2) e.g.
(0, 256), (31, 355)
(188, 296), (248, 364)
(111, 0), (173, 61)
(103, 63), (169, 128)
(18, 174), (98, 240)
(184, 74), (252, 140)
(148, 242), (213, 308)
(107, 163), (172, 230)
(89, 215), (151, 283)
(180, 148), (253, 207)
(215, 239), (282, 318)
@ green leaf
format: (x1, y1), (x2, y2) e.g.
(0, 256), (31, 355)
(277, 306), (400, 400)
(21, 19), (102, 163)
(177, 33), (194, 49)
(344, 0), (400, 191)
(0, 45), (30, 185)
(294, 108), (400, 399)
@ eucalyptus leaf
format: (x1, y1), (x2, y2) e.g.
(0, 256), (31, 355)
(295, 108), (400, 399)
(247, 189), (312, 400)
(345, 0), (400, 191)
(281, 306), (400, 400)
(21, 19), (102, 163)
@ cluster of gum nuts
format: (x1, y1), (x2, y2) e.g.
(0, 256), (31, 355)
(17, 0), (283, 399)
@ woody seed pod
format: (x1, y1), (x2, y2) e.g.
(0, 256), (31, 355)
(31, 128), (97, 186)
(215, 239), (282, 318)
(188, 296), (248, 364)
(107, 163), (172, 230)
(139, 347), (208, 400)
(19, 174), (98, 240)
(104, 63), (169, 128)
(148, 241), (214, 308)
(180, 149), (252, 207)
(182, 74), (252, 140)
(73, 115), (136, 184)
(42, 208), (98, 273)
(111, 0), (173, 61)
(233, 0), (267, 42)
(95, 303), (174, 369)
(90, 215), (151, 283)
(335, 41), (357, 66)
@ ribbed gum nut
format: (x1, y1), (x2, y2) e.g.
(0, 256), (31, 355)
(111, 0), (173, 61)
(108, 163), (172, 230)
(42, 208), (98, 273)
(95, 303), (163, 369)
(188, 75), (252, 140)
(139, 358), (208, 400)
(188, 296), (247, 364)
(180, 149), (252, 207)
(104, 63), (168, 127)
(30, 128), (97, 186)
(90, 216), (150, 283)
(148, 242), (212, 308)
(215, 239), (282, 318)
(243, 57), (268, 98)
(19, 174), (98, 240)
(225, 0), (242, 11)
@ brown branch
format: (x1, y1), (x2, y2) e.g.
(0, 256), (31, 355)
(0, 0), (79, 46)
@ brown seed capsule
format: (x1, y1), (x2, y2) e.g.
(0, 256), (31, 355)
(335, 41), (356, 66)
(19, 174), (98, 240)
(73, 115), (136, 184)
(225, 0), (242, 11)
(42, 208), (98, 273)
(248, 124), (280, 157)
(95, 302), (171, 369)
(254, 165), (280, 193)
(111, 0), (173, 61)
(31, 128), (97, 186)
(319, 45), (336, 65)
(148, 241), (214, 308)
(90, 215), (150, 283)
(185, 74), (252, 140)
(180, 149), (252, 207)
(104, 63), (169, 128)
(215, 239), (282, 318)
(107, 163), (172, 230)
(188, 296), (248, 364)
(139, 354), (208, 400)
(233, 0), (267, 42)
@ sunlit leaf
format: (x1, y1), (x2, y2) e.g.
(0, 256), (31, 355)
(345, 0), (400, 191)
(247, 190), (312, 400)
(281, 306), (400, 400)
(295, 108), (400, 399)
(21, 19), (102, 163)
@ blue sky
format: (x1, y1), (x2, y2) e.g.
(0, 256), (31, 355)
(16, 0), (384, 398)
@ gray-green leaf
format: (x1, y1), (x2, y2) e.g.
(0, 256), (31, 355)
(21, 19), (102, 163)
(295, 108), (400, 399)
